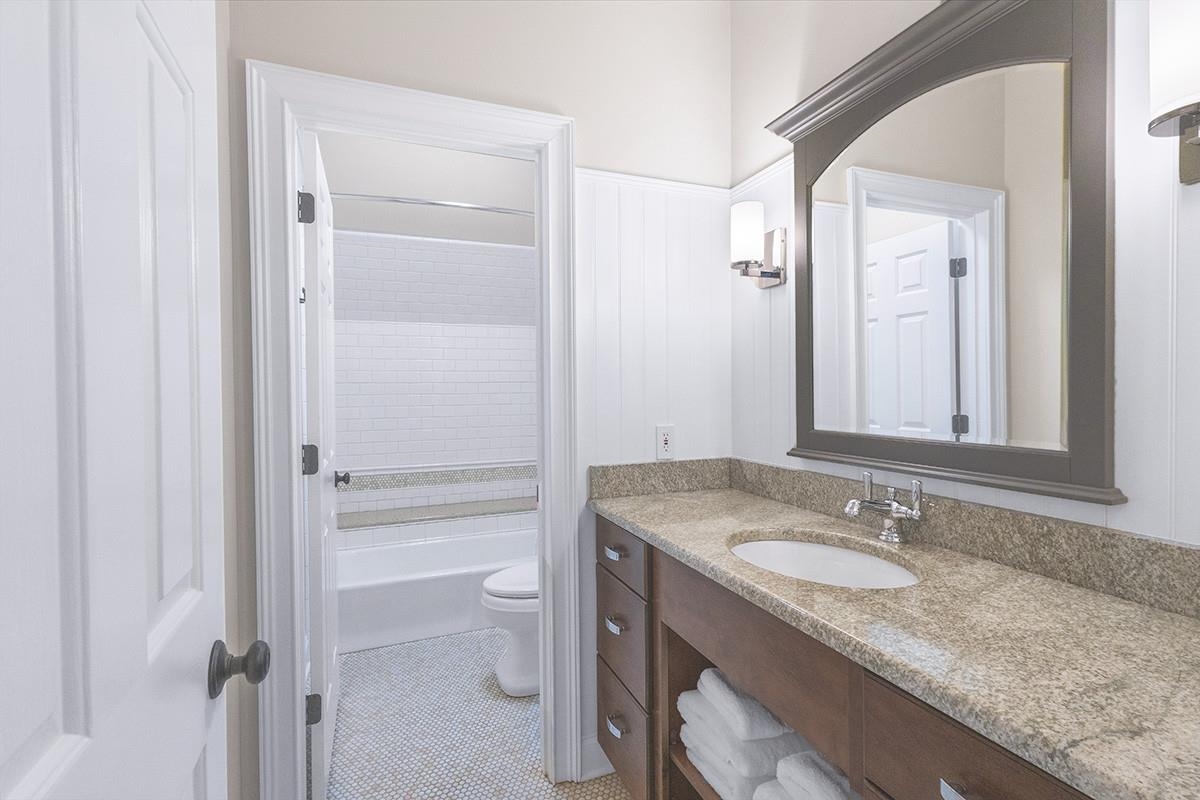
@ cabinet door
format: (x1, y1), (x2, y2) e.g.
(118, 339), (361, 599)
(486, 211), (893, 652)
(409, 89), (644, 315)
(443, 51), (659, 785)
(598, 658), (650, 800)
(864, 676), (1088, 800)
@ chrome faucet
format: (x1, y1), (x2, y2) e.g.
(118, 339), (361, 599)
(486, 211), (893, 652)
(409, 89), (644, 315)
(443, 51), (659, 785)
(844, 471), (922, 543)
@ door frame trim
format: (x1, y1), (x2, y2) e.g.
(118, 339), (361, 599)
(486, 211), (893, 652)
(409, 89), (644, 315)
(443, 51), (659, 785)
(245, 60), (579, 799)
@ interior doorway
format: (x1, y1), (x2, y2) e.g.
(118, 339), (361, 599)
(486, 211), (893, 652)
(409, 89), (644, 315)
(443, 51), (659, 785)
(246, 61), (583, 800)
(296, 128), (581, 797)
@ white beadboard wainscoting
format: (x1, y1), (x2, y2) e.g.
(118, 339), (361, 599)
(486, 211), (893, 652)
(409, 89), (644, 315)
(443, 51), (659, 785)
(574, 168), (733, 774)
(730, 2), (1200, 546)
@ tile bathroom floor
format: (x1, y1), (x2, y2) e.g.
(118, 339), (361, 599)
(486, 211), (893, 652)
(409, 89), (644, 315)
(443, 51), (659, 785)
(327, 628), (631, 800)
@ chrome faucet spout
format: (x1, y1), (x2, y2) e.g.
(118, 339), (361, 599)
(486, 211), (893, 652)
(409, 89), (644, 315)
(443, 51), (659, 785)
(843, 472), (923, 543)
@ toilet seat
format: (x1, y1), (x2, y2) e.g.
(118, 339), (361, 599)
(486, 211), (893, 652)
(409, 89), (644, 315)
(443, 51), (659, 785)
(480, 558), (541, 697)
(482, 559), (538, 599)
(480, 591), (538, 614)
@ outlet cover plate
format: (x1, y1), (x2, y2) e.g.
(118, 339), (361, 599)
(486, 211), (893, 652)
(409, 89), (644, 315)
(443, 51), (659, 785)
(656, 424), (675, 461)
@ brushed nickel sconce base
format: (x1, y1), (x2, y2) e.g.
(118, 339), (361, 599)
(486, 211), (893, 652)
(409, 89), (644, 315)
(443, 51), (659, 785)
(731, 227), (788, 288)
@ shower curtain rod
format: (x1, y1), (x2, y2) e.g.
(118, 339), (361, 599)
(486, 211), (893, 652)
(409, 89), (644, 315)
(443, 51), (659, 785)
(330, 191), (534, 218)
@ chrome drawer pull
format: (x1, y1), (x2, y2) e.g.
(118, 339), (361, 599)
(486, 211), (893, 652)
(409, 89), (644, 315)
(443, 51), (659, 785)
(604, 615), (626, 636)
(940, 780), (977, 800)
(606, 714), (628, 739)
(603, 545), (626, 562)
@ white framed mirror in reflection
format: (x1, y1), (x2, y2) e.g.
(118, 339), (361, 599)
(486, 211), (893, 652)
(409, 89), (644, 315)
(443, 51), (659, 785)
(810, 63), (1068, 452)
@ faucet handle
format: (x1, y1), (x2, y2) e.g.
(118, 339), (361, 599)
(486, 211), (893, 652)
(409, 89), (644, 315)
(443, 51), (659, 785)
(861, 471), (874, 498)
(910, 480), (923, 515)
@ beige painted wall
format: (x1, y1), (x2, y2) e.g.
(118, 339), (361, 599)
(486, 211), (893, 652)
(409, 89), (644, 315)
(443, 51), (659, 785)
(1003, 65), (1068, 449)
(730, 0), (939, 184)
(318, 132), (536, 245)
(214, 3), (259, 799)
(811, 71), (1008, 204)
(231, 0), (731, 186)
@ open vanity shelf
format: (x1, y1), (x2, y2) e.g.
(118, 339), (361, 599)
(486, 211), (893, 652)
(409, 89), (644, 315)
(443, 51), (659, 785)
(594, 515), (1092, 800)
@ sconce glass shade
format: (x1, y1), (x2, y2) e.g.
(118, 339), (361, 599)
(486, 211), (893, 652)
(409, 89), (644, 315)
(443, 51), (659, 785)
(1148, 0), (1200, 136)
(731, 201), (765, 265)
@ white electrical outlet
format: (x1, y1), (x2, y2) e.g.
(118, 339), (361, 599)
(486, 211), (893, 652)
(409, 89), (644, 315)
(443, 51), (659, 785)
(655, 424), (675, 461)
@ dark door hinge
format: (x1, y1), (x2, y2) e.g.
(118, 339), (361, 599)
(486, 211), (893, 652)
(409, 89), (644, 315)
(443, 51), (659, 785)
(299, 287), (306, 304)
(950, 257), (968, 278)
(298, 191), (315, 224)
(301, 444), (319, 476)
(305, 693), (323, 726)
(951, 414), (971, 435)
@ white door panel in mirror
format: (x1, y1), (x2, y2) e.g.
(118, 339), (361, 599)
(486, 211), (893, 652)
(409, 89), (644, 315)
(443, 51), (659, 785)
(811, 63), (1067, 451)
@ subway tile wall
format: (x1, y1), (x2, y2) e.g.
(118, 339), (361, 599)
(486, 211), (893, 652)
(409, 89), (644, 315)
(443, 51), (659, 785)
(334, 230), (536, 326)
(333, 231), (538, 521)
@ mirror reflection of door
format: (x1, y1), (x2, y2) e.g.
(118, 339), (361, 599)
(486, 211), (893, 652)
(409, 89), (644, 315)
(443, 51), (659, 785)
(862, 216), (954, 439)
(809, 62), (1067, 451)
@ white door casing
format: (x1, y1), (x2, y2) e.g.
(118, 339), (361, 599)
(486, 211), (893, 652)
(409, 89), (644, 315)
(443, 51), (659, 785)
(246, 61), (577, 798)
(299, 132), (340, 799)
(847, 167), (1007, 443)
(1, 1), (225, 798)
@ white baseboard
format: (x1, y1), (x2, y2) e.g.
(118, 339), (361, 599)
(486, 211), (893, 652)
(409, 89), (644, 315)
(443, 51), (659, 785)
(579, 735), (613, 781)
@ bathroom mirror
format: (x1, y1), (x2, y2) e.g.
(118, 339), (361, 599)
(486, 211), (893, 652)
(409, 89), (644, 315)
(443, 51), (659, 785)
(811, 63), (1068, 451)
(770, 0), (1124, 503)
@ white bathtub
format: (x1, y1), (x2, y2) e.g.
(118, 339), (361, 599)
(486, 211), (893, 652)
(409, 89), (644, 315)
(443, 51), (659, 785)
(337, 528), (537, 653)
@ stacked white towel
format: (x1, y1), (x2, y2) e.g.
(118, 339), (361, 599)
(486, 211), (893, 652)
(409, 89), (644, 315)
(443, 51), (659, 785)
(751, 781), (792, 800)
(678, 669), (812, 800)
(678, 691), (813, 778)
(697, 668), (792, 741)
(775, 751), (856, 800)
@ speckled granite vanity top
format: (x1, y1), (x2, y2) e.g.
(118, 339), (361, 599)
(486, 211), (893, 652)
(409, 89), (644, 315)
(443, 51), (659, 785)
(590, 488), (1200, 800)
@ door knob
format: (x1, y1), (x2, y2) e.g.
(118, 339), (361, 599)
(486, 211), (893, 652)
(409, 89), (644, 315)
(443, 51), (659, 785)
(208, 639), (270, 699)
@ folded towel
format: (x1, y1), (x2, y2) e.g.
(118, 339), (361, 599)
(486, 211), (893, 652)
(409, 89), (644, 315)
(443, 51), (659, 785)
(697, 668), (792, 741)
(678, 690), (812, 777)
(752, 780), (792, 800)
(686, 746), (766, 800)
(777, 751), (855, 800)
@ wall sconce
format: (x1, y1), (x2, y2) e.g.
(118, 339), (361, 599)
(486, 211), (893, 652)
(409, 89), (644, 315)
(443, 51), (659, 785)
(1148, 0), (1199, 184)
(730, 200), (787, 288)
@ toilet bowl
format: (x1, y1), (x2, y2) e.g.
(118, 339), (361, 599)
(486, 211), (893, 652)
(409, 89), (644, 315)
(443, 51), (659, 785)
(480, 559), (540, 697)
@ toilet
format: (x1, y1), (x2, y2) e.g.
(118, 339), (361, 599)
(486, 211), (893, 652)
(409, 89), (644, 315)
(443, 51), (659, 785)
(480, 559), (540, 697)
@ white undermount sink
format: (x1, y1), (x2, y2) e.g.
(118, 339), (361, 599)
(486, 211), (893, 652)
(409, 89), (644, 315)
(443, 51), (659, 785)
(730, 539), (918, 589)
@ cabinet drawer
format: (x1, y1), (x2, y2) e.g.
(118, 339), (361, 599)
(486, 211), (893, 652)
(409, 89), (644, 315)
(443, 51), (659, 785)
(596, 515), (649, 598)
(864, 676), (1088, 800)
(598, 657), (650, 800)
(597, 564), (650, 708)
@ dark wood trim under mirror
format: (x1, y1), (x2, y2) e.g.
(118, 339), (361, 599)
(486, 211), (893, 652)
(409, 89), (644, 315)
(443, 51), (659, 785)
(770, 0), (1125, 503)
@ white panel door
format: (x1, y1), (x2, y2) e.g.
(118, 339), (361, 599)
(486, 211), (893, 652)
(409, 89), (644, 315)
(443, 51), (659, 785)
(300, 132), (340, 800)
(863, 221), (954, 438)
(0, 1), (226, 798)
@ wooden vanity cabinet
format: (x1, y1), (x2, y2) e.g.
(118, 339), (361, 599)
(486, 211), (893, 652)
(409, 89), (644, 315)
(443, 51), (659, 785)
(863, 677), (1089, 800)
(596, 516), (653, 799)
(595, 516), (1092, 800)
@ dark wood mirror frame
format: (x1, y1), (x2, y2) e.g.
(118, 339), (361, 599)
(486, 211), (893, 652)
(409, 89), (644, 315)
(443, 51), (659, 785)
(769, 0), (1125, 504)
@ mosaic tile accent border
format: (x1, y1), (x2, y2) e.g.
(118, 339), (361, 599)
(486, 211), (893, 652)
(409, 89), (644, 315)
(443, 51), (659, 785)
(339, 463), (537, 493)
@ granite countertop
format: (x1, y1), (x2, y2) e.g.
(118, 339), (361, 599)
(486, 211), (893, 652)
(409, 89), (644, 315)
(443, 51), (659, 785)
(590, 488), (1200, 800)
